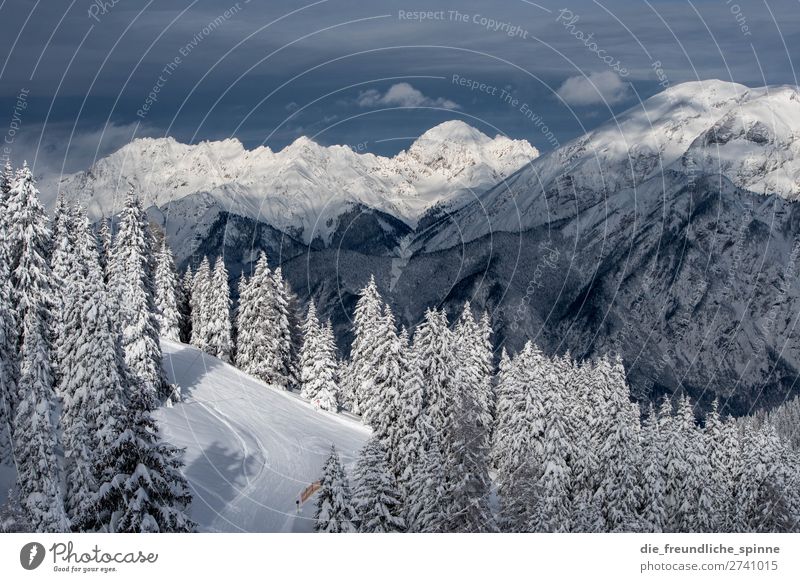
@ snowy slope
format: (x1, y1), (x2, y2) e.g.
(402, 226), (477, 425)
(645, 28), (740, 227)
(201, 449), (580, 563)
(54, 121), (538, 245)
(156, 340), (369, 532)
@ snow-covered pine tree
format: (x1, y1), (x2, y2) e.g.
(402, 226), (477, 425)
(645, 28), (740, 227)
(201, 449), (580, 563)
(638, 405), (666, 532)
(343, 275), (383, 414)
(478, 310), (495, 426)
(96, 217), (112, 282)
(239, 260), (295, 388)
(282, 273), (303, 389)
(0, 161), (12, 205)
(190, 257), (211, 351)
(674, 395), (715, 533)
(50, 194), (76, 390)
(491, 348), (512, 468)
(701, 400), (728, 532)
(202, 257), (232, 362)
(179, 266), (193, 343)
(444, 303), (495, 532)
(737, 422), (794, 532)
(268, 267), (294, 389)
(6, 163), (69, 532)
(58, 209), (128, 527)
(109, 190), (165, 403)
(154, 240), (181, 341)
(568, 360), (604, 532)
(360, 305), (404, 451)
(592, 357), (642, 532)
(659, 397), (692, 532)
(393, 327), (424, 493)
(0, 222), (18, 466)
(299, 304), (338, 411)
(352, 438), (405, 532)
(234, 255), (294, 387)
(492, 342), (547, 532)
(413, 308), (457, 447)
(234, 266), (256, 371)
(404, 423), (447, 533)
(91, 384), (195, 532)
(314, 445), (358, 533)
(719, 414), (743, 531)
(528, 355), (574, 532)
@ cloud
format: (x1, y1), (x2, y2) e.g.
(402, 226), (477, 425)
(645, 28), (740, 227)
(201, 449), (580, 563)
(556, 71), (631, 106)
(356, 82), (460, 110)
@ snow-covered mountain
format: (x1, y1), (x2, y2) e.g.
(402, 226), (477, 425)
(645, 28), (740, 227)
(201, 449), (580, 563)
(156, 340), (369, 532)
(420, 80), (800, 249)
(55, 120), (538, 245)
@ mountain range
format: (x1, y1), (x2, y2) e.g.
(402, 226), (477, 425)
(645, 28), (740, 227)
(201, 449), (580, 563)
(55, 79), (800, 414)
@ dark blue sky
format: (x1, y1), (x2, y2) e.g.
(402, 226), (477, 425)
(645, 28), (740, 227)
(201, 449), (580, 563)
(1, 0), (799, 180)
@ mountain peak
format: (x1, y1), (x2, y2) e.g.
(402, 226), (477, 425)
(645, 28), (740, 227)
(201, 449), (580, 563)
(412, 120), (492, 146)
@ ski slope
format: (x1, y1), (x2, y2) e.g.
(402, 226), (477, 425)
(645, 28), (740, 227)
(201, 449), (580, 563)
(157, 340), (370, 532)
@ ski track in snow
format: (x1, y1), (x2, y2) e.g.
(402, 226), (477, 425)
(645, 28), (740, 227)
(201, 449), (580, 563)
(156, 340), (370, 532)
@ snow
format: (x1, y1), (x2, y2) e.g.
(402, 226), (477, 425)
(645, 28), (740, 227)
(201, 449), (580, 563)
(421, 80), (800, 250)
(52, 121), (539, 245)
(156, 340), (369, 532)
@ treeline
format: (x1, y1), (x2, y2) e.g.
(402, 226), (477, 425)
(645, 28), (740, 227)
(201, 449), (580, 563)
(0, 164), (192, 532)
(307, 284), (800, 533)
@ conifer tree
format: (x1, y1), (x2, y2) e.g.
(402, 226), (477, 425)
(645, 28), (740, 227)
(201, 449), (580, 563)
(352, 438), (405, 532)
(190, 257), (211, 351)
(299, 304), (338, 411)
(404, 426), (447, 533)
(91, 386), (195, 532)
(51, 195), (76, 388)
(178, 266), (193, 343)
(569, 360), (604, 532)
(393, 327), (424, 492)
(234, 268), (256, 371)
(444, 303), (495, 532)
(58, 210), (131, 527)
(493, 342), (547, 531)
(639, 405), (666, 532)
(527, 355), (574, 532)
(109, 191), (164, 402)
(0, 225), (17, 466)
(343, 276), (383, 414)
(97, 217), (112, 282)
(413, 308), (457, 446)
(7, 164), (69, 532)
(360, 306), (404, 449)
(155, 240), (181, 341)
(269, 267), (294, 389)
(314, 445), (358, 533)
(202, 257), (232, 362)
(593, 360), (642, 532)
(738, 422), (793, 532)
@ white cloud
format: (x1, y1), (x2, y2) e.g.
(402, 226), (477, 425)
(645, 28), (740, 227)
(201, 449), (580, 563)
(356, 82), (460, 110)
(556, 71), (631, 106)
